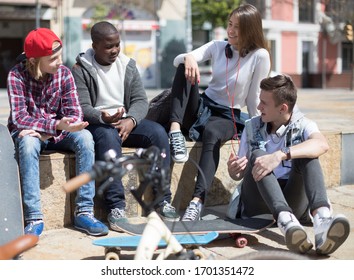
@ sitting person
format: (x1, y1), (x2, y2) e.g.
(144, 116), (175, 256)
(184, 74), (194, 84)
(227, 74), (350, 255)
(7, 28), (108, 236)
(167, 4), (271, 221)
(71, 21), (179, 231)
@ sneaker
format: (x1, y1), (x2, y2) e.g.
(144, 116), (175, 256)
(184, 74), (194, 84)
(277, 212), (313, 253)
(156, 201), (180, 221)
(74, 212), (109, 236)
(107, 208), (127, 232)
(314, 214), (350, 255)
(181, 201), (202, 221)
(24, 220), (44, 236)
(169, 131), (189, 163)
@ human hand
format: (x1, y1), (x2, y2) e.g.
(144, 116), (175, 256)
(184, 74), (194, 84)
(112, 118), (134, 142)
(252, 152), (282, 181)
(184, 54), (200, 85)
(101, 107), (125, 123)
(18, 129), (51, 141)
(56, 117), (88, 132)
(227, 152), (248, 181)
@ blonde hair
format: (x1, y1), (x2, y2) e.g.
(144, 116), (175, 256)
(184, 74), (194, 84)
(25, 41), (61, 80)
(26, 58), (42, 80)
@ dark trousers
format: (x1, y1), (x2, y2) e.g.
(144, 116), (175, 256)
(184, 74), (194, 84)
(87, 119), (172, 210)
(170, 64), (236, 202)
(241, 149), (330, 221)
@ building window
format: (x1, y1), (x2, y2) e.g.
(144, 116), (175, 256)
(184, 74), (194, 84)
(268, 40), (277, 72)
(342, 42), (353, 71)
(246, 0), (266, 18)
(299, 0), (314, 23)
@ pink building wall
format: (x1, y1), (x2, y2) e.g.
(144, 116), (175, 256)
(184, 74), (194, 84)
(318, 33), (339, 74)
(281, 32), (298, 73)
(272, 0), (294, 22)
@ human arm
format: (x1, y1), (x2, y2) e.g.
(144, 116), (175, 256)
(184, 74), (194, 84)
(57, 67), (83, 123)
(245, 48), (271, 117)
(227, 129), (249, 181)
(252, 131), (329, 182)
(7, 65), (83, 138)
(281, 131), (329, 160)
(71, 62), (102, 124)
(122, 59), (148, 124)
(227, 152), (248, 181)
(7, 69), (59, 135)
(173, 41), (215, 85)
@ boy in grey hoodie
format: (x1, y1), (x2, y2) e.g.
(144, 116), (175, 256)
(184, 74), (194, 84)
(72, 21), (179, 231)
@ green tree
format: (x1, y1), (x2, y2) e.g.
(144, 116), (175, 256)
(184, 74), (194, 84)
(191, 0), (241, 29)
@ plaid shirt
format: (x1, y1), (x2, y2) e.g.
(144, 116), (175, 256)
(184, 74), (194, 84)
(7, 63), (83, 143)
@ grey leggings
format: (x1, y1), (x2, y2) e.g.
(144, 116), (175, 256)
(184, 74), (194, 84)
(240, 149), (330, 221)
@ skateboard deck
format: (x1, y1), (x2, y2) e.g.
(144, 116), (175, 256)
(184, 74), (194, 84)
(93, 231), (218, 249)
(112, 217), (274, 236)
(93, 231), (218, 260)
(0, 124), (24, 246)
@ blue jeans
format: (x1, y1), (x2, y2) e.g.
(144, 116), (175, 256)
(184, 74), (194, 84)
(13, 130), (96, 222)
(87, 119), (172, 210)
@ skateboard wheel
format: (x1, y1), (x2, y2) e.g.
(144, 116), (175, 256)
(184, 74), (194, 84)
(105, 251), (120, 260)
(193, 249), (205, 260)
(104, 248), (120, 260)
(235, 236), (248, 248)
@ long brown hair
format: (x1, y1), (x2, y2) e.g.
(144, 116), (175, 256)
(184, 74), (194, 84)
(229, 4), (268, 57)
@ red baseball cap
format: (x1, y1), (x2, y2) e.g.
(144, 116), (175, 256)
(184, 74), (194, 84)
(24, 28), (62, 58)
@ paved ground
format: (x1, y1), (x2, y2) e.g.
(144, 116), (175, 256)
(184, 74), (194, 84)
(18, 184), (354, 260)
(0, 87), (354, 261)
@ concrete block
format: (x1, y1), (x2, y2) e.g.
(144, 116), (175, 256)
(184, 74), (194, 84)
(341, 133), (354, 185)
(38, 131), (346, 230)
(320, 132), (341, 188)
(170, 141), (238, 211)
(39, 149), (140, 230)
(39, 152), (74, 230)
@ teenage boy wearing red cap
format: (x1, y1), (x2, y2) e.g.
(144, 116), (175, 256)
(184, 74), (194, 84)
(7, 28), (109, 236)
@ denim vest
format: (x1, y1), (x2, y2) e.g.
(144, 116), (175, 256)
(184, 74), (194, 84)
(244, 111), (310, 156)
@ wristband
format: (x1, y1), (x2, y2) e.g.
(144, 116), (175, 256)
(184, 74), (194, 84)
(281, 147), (291, 161)
(128, 116), (137, 127)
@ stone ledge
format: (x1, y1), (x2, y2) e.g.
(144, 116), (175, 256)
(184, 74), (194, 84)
(38, 131), (345, 230)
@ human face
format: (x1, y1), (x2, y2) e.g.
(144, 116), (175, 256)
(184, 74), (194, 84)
(227, 14), (239, 49)
(38, 44), (63, 75)
(93, 32), (120, 66)
(257, 90), (283, 125)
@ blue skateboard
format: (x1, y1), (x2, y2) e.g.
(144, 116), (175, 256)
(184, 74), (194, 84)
(93, 231), (219, 260)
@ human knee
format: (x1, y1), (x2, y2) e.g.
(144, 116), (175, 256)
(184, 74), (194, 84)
(202, 126), (221, 143)
(176, 63), (185, 73)
(143, 120), (169, 143)
(74, 130), (94, 152)
(292, 157), (321, 173)
(17, 135), (41, 157)
(93, 126), (121, 147)
(250, 149), (266, 165)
